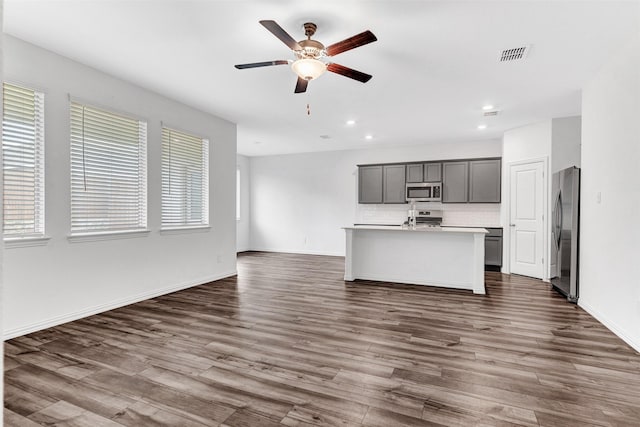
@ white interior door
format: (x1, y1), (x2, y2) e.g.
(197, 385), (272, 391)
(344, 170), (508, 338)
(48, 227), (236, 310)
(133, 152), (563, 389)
(509, 161), (545, 278)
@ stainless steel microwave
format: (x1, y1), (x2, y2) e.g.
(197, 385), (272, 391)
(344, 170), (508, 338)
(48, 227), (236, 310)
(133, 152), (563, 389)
(406, 182), (442, 202)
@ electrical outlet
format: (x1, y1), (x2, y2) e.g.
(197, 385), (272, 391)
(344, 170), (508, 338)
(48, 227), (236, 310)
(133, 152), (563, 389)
(217, 255), (224, 263)
(303, 236), (308, 245)
(596, 191), (602, 204)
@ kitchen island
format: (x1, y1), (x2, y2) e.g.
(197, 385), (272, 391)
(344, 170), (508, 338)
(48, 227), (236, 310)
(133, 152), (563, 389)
(343, 225), (487, 294)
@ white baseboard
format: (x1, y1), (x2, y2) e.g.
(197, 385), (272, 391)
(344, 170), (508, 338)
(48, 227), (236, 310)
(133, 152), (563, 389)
(248, 247), (344, 257)
(579, 298), (640, 353)
(3, 270), (238, 340)
(347, 273), (474, 292)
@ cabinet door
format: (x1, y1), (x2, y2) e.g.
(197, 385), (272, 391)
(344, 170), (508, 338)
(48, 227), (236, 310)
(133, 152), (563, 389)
(442, 162), (469, 202)
(383, 165), (407, 204)
(469, 159), (501, 203)
(424, 163), (442, 182)
(358, 166), (383, 203)
(485, 236), (503, 266)
(406, 164), (424, 183)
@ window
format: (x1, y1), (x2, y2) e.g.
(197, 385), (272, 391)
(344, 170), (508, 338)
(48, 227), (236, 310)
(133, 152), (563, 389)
(161, 127), (209, 228)
(236, 167), (241, 221)
(70, 102), (147, 234)
(2, 83), (45, 238)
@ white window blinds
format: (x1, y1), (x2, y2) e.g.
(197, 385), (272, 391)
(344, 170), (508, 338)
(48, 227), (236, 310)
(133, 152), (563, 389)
(70, 102), (147, 234)
(2, 83), (45, 237)
(161, 127), (209, 228)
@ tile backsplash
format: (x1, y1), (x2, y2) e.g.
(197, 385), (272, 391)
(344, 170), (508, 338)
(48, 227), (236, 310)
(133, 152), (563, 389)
(355, 202), (502, 227)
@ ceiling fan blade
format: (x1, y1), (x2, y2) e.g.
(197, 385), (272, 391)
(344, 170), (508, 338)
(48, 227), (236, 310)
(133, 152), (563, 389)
(234, 60), (289, 69)
(326, 30), (377, 57)
(294, 77), (309, 93)
(260, 20), (302, 51)
(327, 63), (372, 83)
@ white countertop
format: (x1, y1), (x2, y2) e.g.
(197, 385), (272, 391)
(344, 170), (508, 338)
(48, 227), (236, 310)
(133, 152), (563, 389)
(443, 224), (502, 229)
(344, 225), (487, 234)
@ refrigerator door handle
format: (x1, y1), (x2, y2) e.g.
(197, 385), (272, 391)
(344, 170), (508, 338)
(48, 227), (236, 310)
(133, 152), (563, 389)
(554, 192), (563, 248)
(558, 193), (563, 246)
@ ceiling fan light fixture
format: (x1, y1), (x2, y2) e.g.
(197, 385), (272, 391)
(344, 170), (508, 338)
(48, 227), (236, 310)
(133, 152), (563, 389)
(291, 58), (327, 81)
(235, 20), (377, 93)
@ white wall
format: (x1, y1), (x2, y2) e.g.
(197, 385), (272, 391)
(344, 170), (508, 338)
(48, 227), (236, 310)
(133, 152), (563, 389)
(503, 121), (553, 164)
(249, 139), (502, 256)
(501, 120), (552, 278)
(580, 34), (640, 352)
(501, 117), (581, 279)
(3, 36), (237, 338)
(236, 154), (251, 252)
(552, 116), (582, 173)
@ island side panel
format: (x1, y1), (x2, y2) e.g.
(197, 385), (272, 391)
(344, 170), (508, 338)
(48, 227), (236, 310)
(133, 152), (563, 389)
(473, 232), (487, 294)
(344, 228), (355, 281)
(349, 228), (479, 291)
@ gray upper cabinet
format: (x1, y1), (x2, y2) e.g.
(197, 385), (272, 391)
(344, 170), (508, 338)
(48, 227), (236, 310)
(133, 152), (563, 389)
(424, 163), (442, 182)
(442, 161), (469, 203)
(358, 166), (383, 204)
(383, 164), (406, 204)
(405, 164), (424, 183)
(469, 159), (501, 203)
(359, 157), (501, 204)
(406, 162), (441, 183)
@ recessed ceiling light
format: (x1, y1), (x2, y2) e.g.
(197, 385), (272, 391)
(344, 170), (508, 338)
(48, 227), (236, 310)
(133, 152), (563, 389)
(346, 120), (356, 125)
(365, 135), (373, 140)
(477, 124), (487, 130)
(482, 105), (494, 110)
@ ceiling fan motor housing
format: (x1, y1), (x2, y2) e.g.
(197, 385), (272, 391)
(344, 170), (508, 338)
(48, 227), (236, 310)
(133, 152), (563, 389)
(297, 39), (325, 59)
(303, 22), (317, 37)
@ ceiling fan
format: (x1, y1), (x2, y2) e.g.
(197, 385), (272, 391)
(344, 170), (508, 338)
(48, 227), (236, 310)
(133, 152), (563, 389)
(235, 20), (377, 93)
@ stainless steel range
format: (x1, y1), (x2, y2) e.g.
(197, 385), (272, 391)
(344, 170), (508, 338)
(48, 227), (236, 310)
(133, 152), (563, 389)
(408, 209), (443, 228)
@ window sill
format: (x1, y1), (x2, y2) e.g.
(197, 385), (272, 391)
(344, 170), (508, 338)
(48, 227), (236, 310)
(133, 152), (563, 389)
(5, 235), (51, 249)
(160, 225), (211, 235)
(68, 229), (151, 243)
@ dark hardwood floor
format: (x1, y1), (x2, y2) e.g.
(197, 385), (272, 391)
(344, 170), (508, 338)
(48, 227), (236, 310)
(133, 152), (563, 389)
(4, 251), (640, 426)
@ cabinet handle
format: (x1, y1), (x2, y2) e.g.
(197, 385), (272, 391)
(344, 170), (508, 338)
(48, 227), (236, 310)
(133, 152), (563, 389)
(510, 224), (516, 227)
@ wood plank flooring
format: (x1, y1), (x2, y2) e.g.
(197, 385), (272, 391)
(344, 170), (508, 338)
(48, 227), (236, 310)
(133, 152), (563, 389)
(4, 251), (640, 426)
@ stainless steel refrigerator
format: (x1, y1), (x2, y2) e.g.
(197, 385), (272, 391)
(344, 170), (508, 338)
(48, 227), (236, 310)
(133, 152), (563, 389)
(551, 166), (580, 302)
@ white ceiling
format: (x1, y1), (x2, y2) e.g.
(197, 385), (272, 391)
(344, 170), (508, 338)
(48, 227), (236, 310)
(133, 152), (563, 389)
(4, 1), (640, 156)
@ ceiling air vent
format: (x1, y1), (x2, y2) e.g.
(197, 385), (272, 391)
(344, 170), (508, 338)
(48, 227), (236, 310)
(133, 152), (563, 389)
(499, 45), (530, 62)
(483, 110), (499, 117)
(319, 135), (331, 140)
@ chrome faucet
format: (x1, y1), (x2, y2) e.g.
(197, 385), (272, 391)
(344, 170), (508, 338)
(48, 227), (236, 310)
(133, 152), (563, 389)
(408, 201), (417, 229)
